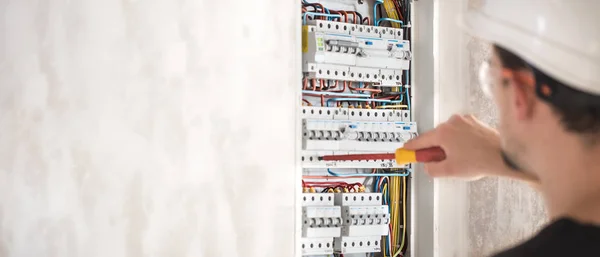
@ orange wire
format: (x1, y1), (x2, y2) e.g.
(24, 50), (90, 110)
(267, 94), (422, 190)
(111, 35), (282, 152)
(303, 78), (308, 90)
(328, 81), (345, 93)
(347, 11), (358, 24)
(348, 82), (382, 93)
(303, 175), (366, 179)
(329, 80), (338, 89)
(364, 17), (371, 25)
(338, 10), (349, 23)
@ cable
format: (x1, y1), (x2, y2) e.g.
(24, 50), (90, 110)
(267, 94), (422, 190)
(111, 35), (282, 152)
(392, 176), (407, 257)
(375, 105), (408, 109)
(303, 12), (342, 24)
(348, 82), (382, 93)
(302, 99), (312, 106)
(377, 18), (404, 26)
(303, 175), (366, 179)
(362, 17), (371, 25)
(374, 1), (383, 26)
(326, 98), (404, 107)
(301, 90), (372, 98)
(327, 169), (410, 177)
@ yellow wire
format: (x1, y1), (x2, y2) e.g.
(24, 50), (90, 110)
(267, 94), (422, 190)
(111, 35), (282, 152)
(382, 183), (389, 257)
(383, 0), (402, 28)
(375, 105), (408, 109)
(392, 176), (407, 257)
(394, 177), (398, 252)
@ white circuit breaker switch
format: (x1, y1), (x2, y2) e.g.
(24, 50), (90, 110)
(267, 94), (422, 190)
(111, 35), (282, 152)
(334, 236), (382, 254)
(302, 193), (335, 206)
(301, 237), (335, 256)
(341, 206), (390, 236)
(334, 193), (383, 206)
(401, 110), (411, 122)
(302, 206), (342, 238)
(301, 193), (342, 253)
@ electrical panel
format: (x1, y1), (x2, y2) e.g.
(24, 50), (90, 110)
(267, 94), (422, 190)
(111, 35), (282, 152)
(300, 0), (413, 256)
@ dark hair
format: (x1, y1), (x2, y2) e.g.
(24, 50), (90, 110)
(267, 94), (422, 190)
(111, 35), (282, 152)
(494, 45), (600, 139)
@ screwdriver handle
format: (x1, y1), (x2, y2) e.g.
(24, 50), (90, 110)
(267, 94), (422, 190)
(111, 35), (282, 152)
(395, 147), (446, 165)
(415, 147), (446, 162)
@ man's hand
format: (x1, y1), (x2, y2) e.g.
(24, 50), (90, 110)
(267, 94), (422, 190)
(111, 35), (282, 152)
(404, 115), (535, 182)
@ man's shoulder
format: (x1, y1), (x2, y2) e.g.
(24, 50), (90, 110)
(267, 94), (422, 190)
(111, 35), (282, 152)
(492, 218), (600, 257)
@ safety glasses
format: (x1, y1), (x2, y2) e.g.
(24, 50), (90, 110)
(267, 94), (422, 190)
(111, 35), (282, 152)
(478, 59), (532, 99)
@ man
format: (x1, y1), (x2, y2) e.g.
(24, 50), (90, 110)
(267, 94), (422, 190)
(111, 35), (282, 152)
(404, 1), (600, 256)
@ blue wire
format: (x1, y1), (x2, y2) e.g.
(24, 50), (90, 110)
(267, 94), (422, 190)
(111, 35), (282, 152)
(302, 12), (341, 24)
(406, 71), (411, 119)
(327, 169), (410, 177)
(302, 90), (371, 98)
(326, 98), (404, 107)
(373, 0), (384, 26)
(377, 18), (404, 26)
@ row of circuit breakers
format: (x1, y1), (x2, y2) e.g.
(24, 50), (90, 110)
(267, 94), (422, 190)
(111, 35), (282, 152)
(303, 20), (411, 87)
(302, 106), (416, 169)
(302, 192), (390, 255)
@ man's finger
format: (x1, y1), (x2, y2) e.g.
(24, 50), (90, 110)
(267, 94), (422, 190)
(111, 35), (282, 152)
(404, 127), (441, 150)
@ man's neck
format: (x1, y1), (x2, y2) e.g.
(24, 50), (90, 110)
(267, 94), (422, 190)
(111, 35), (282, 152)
(537, 136), (600, 225)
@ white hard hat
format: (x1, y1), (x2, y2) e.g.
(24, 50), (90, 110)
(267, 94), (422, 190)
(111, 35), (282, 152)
(460, 0), (600, 96)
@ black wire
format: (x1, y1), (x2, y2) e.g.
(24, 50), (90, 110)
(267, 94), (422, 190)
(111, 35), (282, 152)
(354, 11), (363, 23)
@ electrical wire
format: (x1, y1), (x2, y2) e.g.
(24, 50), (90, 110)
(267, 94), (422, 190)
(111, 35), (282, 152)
(375, 105), (408, 109)
(328, 169), (410, 177)
(303, 175), (366, 179)
(303, 12), (342, 24)
(377, 18), (404, 26)
(326, 98), (404, 107)
(392, 176), (407, 257)
(373, 0), (384, 26)
(348, 82), (382, 93)
(301, 90), (372, 98)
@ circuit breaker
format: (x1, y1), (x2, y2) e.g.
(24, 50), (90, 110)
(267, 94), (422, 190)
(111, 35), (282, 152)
(301, 193), (342, 255)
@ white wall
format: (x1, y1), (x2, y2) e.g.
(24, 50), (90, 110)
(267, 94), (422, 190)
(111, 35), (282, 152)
(0, 1), (299, 256)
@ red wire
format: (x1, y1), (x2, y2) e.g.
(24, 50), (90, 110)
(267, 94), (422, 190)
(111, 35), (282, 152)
(320, 153), (396, 161)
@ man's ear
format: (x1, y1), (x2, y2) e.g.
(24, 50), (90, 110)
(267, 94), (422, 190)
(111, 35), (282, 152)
(510, 70), (537, 120)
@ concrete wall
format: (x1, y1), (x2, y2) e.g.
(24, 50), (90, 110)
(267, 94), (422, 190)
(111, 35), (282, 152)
(0, 1), (299, 256)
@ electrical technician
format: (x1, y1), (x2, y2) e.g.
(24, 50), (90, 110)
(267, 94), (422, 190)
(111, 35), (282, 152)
(404, 1), (600, 256)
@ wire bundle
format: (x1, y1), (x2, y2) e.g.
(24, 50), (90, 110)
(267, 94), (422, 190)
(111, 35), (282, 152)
(373, 172), (407, 257)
